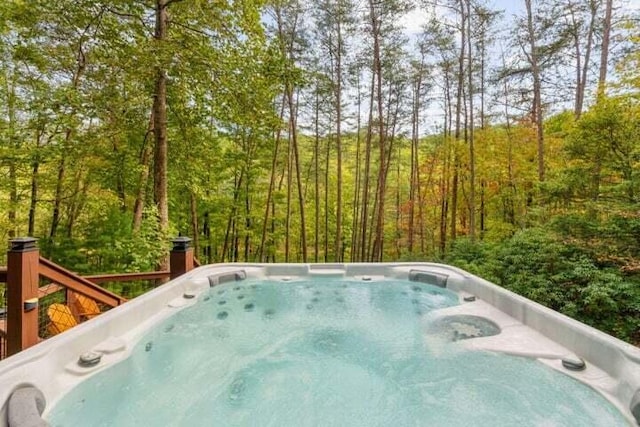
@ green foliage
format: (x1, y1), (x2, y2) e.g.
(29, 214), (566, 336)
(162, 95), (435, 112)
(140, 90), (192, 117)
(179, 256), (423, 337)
(446, 229), (640, 344)
(41, 206), (168, 274)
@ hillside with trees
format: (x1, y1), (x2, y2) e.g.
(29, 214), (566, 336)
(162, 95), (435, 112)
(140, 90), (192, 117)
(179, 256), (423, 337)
(0, 0), (638, 344)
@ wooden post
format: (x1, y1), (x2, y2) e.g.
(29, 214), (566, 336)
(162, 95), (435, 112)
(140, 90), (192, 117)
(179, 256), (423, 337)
(7, 237), (40, 356)
(170, 237), (193, 280)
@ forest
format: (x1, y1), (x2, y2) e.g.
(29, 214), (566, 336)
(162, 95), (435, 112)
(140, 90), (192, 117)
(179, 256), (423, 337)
(0, 0), (638, 344)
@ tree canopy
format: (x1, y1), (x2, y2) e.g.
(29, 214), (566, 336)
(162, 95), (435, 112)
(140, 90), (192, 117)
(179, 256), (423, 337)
(0, 0), (638, 344)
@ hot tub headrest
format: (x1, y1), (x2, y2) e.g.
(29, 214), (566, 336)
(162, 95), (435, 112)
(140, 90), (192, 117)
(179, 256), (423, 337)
(408, 270), (448, 288)
(208, 270), (246, 287)
(7, 386), (48, 427)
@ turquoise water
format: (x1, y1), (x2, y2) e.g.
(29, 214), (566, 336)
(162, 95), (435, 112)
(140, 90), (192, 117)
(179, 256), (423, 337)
(47, 278), (628, 426)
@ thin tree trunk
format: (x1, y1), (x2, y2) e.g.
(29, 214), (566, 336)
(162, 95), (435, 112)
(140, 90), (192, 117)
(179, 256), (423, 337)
(360, 71), (375, 262)
(408, 72), (421, 254)
(153, 0), (170, 269)
(573, 0), (597, 119)
(8, 164), (16, 238)
(335, 18), (343, 262)
(351, 68), (362, 261)
(66, 174), (89, 239)
(288, 88), (308, 262)
(7, 75), (17, 238)
(190, 191), (199, 258)
(28, 160), (39, 237)
(50, 154), (66, 238)
(466, 0), (476, 241)
(525, 0), (545, 182)
(222, 171), (244, 262)
(203, 209), (212, 263)
(258, 96), (286, 260)
(370, 0), (386, 262)
(51, 31), (87, 239)
(324, 133), (331, 262)
(598, 0), (613, 97)
(285, 132), (293, 262)
(133, 111), (155, 233)
(395, 147), (401, 259)
(314, 90), (320, 263)
(244, 178), (251, 262)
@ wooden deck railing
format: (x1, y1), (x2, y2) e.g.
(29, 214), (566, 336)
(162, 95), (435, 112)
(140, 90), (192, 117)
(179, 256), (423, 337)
(0, 236), (197, 360)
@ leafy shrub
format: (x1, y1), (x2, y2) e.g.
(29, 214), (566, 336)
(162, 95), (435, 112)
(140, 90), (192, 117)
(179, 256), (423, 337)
(446, 229), (640, 344)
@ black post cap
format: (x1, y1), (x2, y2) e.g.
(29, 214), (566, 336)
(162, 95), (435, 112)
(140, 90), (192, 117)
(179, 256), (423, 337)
(9, 237), (38, 252)
(171, 237), (192, 252)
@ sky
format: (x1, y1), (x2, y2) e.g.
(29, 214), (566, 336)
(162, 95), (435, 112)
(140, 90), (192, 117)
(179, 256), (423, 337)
(400, 0), (523, 35)
(400, 0), (639, 34)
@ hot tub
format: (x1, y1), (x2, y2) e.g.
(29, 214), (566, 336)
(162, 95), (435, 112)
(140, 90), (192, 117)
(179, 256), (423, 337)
(1, 263), (639, 426)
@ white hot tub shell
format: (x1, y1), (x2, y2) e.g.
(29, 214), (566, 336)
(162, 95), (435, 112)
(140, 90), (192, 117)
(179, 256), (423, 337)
(0, 263), (639, 426)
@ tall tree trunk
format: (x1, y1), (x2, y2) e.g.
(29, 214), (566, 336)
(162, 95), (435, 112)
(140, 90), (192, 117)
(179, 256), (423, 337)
(525, 0), (545, 182)
(287, 88), (308, 262)
(395, 147), (401, 259)
(258, 96), (286, 261)
(370, 0), (386, 262)
(360, 71), (375, 262)
(244, 178), (251, 262)
(222, 171), (244, 262)
(7, 74), (17, 238)
(50, 154), (66, 238)
(314, 90), (320, 263)
(408, 69), (422, 254)
(8, 164), (16, 238)
(133, 111), (155, 233)
(598, 0), (613, 97)
(49, 17), (88, 239)
(466, 0), (476, 241)
(572, 0), (597, 119)
(285, 131), (293, 262)
(351, 68), (363, 261)
(153, 0), (170, 269)
(28, 159), (39, 236)
(324, 133), (331, 262)
(450, 1), (466, 244)
(335, 18), (343, 262)
(65, 171), (87, 238)
(190, 191), (199, 258)
(203, 209), (212, 263)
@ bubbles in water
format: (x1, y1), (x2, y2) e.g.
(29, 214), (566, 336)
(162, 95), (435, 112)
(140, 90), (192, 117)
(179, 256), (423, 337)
(45, 278), (628, 427)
